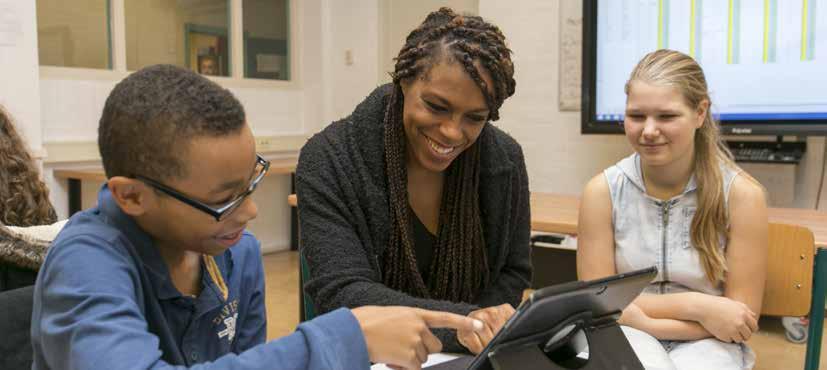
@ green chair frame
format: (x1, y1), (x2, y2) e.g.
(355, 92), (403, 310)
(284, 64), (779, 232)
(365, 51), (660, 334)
(805, 248), (827, 370)
(298, 251), (316, 322)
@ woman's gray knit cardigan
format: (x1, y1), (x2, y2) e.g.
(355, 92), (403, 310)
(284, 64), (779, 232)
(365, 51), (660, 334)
(296, 84), (532, 352)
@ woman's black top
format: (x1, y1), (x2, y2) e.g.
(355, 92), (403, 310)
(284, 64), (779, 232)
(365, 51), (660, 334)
(410, 208), (436, 284)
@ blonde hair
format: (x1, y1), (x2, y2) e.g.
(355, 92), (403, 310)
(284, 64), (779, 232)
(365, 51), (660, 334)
(625, 49), (744, 284)
(0, 105), (57, 226)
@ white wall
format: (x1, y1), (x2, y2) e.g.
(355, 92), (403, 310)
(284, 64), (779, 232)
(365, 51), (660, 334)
(321, 0), (381, 125)
(479, 0), (631, 195)
(300, 0), (325, 135)
(0, 0), (43, 154)
(378, 0), (479, 84)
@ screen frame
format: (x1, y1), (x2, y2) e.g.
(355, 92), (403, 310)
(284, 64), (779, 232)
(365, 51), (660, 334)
(462, 266), (657, 370)
(580, 0), (827, 136)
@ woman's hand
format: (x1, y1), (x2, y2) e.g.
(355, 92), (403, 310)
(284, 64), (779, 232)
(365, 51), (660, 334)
(697, 295), (759, 343)
(457, 303), (516, 354)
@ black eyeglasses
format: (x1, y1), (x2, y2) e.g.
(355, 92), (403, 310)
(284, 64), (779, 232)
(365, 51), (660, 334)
(134, 154), (270, 221)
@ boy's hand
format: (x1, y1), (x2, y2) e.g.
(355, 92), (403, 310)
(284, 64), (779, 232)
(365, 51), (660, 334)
(351, 306), (484, 370)
(697, 296), (758, 343)
(457, 303), (515, 354)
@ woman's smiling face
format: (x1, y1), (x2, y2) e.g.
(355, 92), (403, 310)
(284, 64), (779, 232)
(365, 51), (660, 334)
(400, 61), (492, 173)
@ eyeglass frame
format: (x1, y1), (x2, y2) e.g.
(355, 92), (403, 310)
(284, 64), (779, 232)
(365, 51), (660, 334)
(133, 154), (270, 222)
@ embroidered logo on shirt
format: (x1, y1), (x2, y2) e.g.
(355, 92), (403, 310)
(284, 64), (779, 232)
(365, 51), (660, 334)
(218, 313), (238, 342)
(213, 299), (239, 343)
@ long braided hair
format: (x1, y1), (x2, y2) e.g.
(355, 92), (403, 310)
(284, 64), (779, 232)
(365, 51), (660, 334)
(382, 7), (516, 302)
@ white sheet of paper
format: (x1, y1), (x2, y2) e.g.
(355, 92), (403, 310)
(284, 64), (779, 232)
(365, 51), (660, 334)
(371, 353), (461, 370)
(369, 351), (588, 369)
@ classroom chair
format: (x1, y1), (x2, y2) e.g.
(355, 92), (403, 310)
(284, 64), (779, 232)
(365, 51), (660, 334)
(290, 193), (316, 322)
(299, 250), (316, 322)
(0, 284), (34, 369)
(762, 223), (826, 370)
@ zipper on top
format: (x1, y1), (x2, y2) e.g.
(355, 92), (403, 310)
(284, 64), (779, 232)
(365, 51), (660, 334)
(659, 200), (676, 294)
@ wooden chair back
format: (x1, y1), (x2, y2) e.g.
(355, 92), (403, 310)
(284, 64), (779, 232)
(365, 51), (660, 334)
(761, 223), (814, 317)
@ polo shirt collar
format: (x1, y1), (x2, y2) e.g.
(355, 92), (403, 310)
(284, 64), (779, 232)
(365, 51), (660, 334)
(97, 185), (231, 306)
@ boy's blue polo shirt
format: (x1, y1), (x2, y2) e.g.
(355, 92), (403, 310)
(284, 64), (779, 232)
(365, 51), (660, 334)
(31, 186), (370, 370)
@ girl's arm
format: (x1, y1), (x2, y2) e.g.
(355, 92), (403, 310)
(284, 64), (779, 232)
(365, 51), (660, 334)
(576, 174), (617, 280)
(619, 303), (712, 341)
(694, 174), (767, 343)
(723, 174), (768, 315)
(632, 292), (715, 322)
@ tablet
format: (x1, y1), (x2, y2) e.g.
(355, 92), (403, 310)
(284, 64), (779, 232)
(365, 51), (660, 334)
(428, 266), (657, 370)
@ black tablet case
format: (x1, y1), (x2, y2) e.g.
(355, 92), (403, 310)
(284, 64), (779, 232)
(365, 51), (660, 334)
(426, 267), (657, 370)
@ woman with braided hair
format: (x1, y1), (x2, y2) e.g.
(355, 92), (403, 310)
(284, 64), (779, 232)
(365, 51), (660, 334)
(296, 7), (531, 354)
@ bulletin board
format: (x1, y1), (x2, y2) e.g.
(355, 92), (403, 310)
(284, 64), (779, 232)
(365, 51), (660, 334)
(559, 0), (582, 111)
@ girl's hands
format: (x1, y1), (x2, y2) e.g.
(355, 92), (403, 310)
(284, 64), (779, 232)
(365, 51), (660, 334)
(697, 295), (759, 343)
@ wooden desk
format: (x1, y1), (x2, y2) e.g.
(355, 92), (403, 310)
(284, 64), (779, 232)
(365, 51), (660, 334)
(288, 192), (827, 247)
(52, 169), (107, 217)
(530, 192), (827, 248)
(53, 157), (300, 249)
(530, 193), (580, 235)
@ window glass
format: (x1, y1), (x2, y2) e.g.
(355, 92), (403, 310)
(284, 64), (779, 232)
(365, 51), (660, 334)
(243, 0), (289, 80)
(37, 0), (111, 69)
(125, 0), (230, 76)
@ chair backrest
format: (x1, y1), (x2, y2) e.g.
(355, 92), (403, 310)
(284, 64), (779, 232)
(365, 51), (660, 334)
(761, 223), (814, 317)
(299, 251), (317, 321)
(293, 195), (317, 323)
(0, 284), (34, 369)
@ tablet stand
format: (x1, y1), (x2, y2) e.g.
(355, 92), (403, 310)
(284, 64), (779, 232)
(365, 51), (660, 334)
(487, 310), (643, 370)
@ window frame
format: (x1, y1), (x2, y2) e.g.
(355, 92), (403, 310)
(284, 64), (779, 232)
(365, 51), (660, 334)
(35, 0), (114, 71)
(39, 0), (299, 89)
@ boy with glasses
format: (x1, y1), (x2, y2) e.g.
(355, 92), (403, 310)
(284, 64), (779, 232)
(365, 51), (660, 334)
(31, 65), (482, 370)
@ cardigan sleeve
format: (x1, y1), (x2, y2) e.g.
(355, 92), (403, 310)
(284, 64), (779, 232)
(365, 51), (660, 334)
(473, 143), (533, 309)
(296, 128), (479, 352)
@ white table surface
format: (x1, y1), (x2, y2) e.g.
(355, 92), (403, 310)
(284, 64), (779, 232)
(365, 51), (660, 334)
(370, 353), (461, 370)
